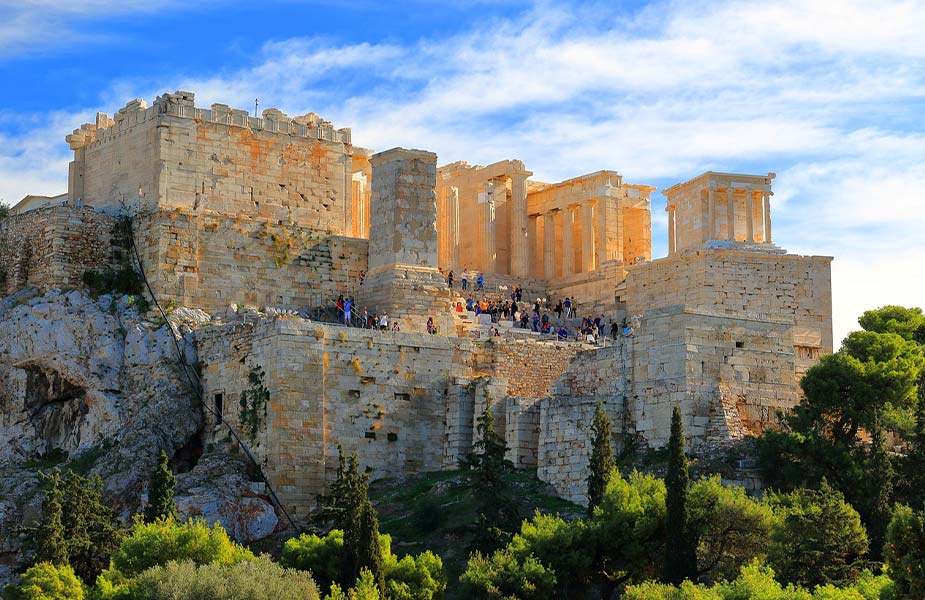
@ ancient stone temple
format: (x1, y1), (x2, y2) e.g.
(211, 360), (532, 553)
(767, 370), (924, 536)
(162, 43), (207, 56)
(0, 91), (833, 509)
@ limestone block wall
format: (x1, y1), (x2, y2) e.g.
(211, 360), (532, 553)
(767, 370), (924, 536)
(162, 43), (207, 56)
(197, 319), (477, 516)
(0, 206), (118, 296)
(68, 92), (354, 233)
(505, 398), (541, 468)
(624, 249), (834, 360)
(482, 338), (580, 398)
(133, 209), (367, 313)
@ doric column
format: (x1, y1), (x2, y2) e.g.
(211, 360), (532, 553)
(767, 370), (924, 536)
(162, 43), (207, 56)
(763, 191), (772, 243)
(450, 186), (460, 269)
(582, 202), (595, 272)
(726, 187), (735, 241)
(707, 183), (716, 240)
(509, 173), (530, 278)
(562, 206), (574, 276)
(745, 187), (754, 242)
(543, 212), (555, 279)
(596, 184), (622, 264)
(482, 182), (496, 273)
(667, 205), (676, 255)
(528, 215), (538, 275)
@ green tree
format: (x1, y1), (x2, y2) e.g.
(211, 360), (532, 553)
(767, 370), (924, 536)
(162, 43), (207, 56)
(144, 450), (177, 523)
(3, 562), (84, 600)
(587, 401), (614, 515)
(767, 481), (869, 588)
(864, 421), (894, 561)
(463, 400), (518, 552)
(34, 471), (68, 567)
(688, 476), (775, 583)
(664, 406), (696, 585)
(60, 471), (122, 582)
(858, 305), (925, 344)
(459, 548), (557, 600)
(897, 370), (925, 509)
(885, 504), (925, 599)
(357, 502), (385, 597)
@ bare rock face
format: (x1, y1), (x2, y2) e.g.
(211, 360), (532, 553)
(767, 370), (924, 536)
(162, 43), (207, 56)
(0, 290), (278, 585)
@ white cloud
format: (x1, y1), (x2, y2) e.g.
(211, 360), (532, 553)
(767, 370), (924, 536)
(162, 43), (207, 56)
(2, 0), (924, 344)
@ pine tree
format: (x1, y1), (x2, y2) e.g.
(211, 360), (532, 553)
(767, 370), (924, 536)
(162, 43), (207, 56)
(34, 470), (68, 566)
(465, 400), (517, 552)
(587, 401), (614, 515)
(664, 406), (697, 585)
(144, 450), (178, 523)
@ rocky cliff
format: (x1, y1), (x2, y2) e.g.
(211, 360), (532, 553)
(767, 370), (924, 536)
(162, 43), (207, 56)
(0, 289), (278, 585)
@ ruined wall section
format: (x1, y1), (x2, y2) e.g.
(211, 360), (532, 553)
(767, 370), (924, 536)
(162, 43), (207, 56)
(134, 209), (367, 313)
(197, 319), (476, 517)
(0, 206), (118, 296)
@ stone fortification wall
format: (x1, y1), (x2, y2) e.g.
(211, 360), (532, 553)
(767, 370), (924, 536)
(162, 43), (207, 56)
(0, 206), (118, 296)
(624, 248), (834, 362)
(538, 343), (629, 503)
(133, 209), (367, 313)
(196, 318), (478, 517)
(68, 92), (355, 233)
(483, 338), (580, 398)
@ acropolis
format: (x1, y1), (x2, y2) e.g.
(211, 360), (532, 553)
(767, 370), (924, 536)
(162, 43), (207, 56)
(0, 91), (833, 511)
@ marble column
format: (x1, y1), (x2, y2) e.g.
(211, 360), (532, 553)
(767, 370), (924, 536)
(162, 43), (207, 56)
(726, 187), (735, 241)
(582, 202), (595, 272)
(482, 182), (496, 273)
(745, 187), (755, 243)
(528, 215), (538, 276)
(562, 207), (574, 276)
(509, 173), (530, 278)
(761, 191), (771, 243)
(667, 205), (676, 255)
(450, 186), (460, 270)
(543, 212), (555, 279)
(707, 184), (716, 240)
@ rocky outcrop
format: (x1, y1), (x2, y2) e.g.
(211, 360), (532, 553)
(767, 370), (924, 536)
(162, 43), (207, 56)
(0, 290), (280, 586)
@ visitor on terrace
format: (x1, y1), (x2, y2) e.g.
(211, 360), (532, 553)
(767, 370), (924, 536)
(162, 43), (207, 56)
(557, 326), (569, 340)
(380, 313), (389, 330)
(476, 272), (484, 291)
(461, 269), (468, 290)
(427, 317), (437, 335)
(564, 297), (572, 318)
(554, 300), (563, 319)
(343, 297), (352, 325)
(447, 270), (454, 288)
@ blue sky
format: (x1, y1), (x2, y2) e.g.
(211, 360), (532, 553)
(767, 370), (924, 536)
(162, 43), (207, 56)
(1, 0), (923, 344)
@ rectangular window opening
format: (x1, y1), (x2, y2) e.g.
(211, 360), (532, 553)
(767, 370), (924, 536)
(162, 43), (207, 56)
(214, 393), (224, 424)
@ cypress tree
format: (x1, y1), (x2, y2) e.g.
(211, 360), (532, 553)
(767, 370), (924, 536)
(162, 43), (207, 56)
(144, 450), (178, 523)
(466, 400), (517, 552)
(35, 470), (68, 566)
(587, 401), (615, 515)
(357, 503), (385, 597)
(60, 471), (122, 582)
(866, 420), (894, 561)
(664, 406), (696, 585)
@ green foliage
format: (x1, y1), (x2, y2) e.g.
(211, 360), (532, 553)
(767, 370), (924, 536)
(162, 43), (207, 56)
(462, 400), (518, 552)
(385, 550), (446, 600)
(82, 268), (145, 300)
(125, 555), (319, 600)
(689, 476), (775, 583)
(864, 423), (894, 561)
(0, 201), (9, 221)
(282, 528), (445, 600)
(238, 367), (269, 444)
(665, 406), (696, 585)
(884, 505), (925, 599)
(105, 517), (254, 579)
(767, 482), (869, 588)
(3, 562), (84, 600)
(143, 451), (177, 523)
(35, 471), (68, 567)
(896, 370), (925, 510)
(34, 470), (122, 583)
(858, 306), (925, 344)
(325, 569), (381, 600)
(459, 549), (557, 599)
(587, 401), (614, 515)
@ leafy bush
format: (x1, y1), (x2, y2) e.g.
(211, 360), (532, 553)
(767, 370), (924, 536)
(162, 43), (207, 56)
(459, 549), (557, 599)
(106, 517), (254, 578)
(3, 562), (84, 600)
(282, 529), (445, 600)
(129, 555), (319, 600)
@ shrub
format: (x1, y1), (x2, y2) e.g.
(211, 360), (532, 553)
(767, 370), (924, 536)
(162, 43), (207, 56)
(130, 555), (319, 600)
(459, 549), (557, 599)
(885, 505), (925, 599)
(3, 562), (84, 600)
(107, 517), (254, 578)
